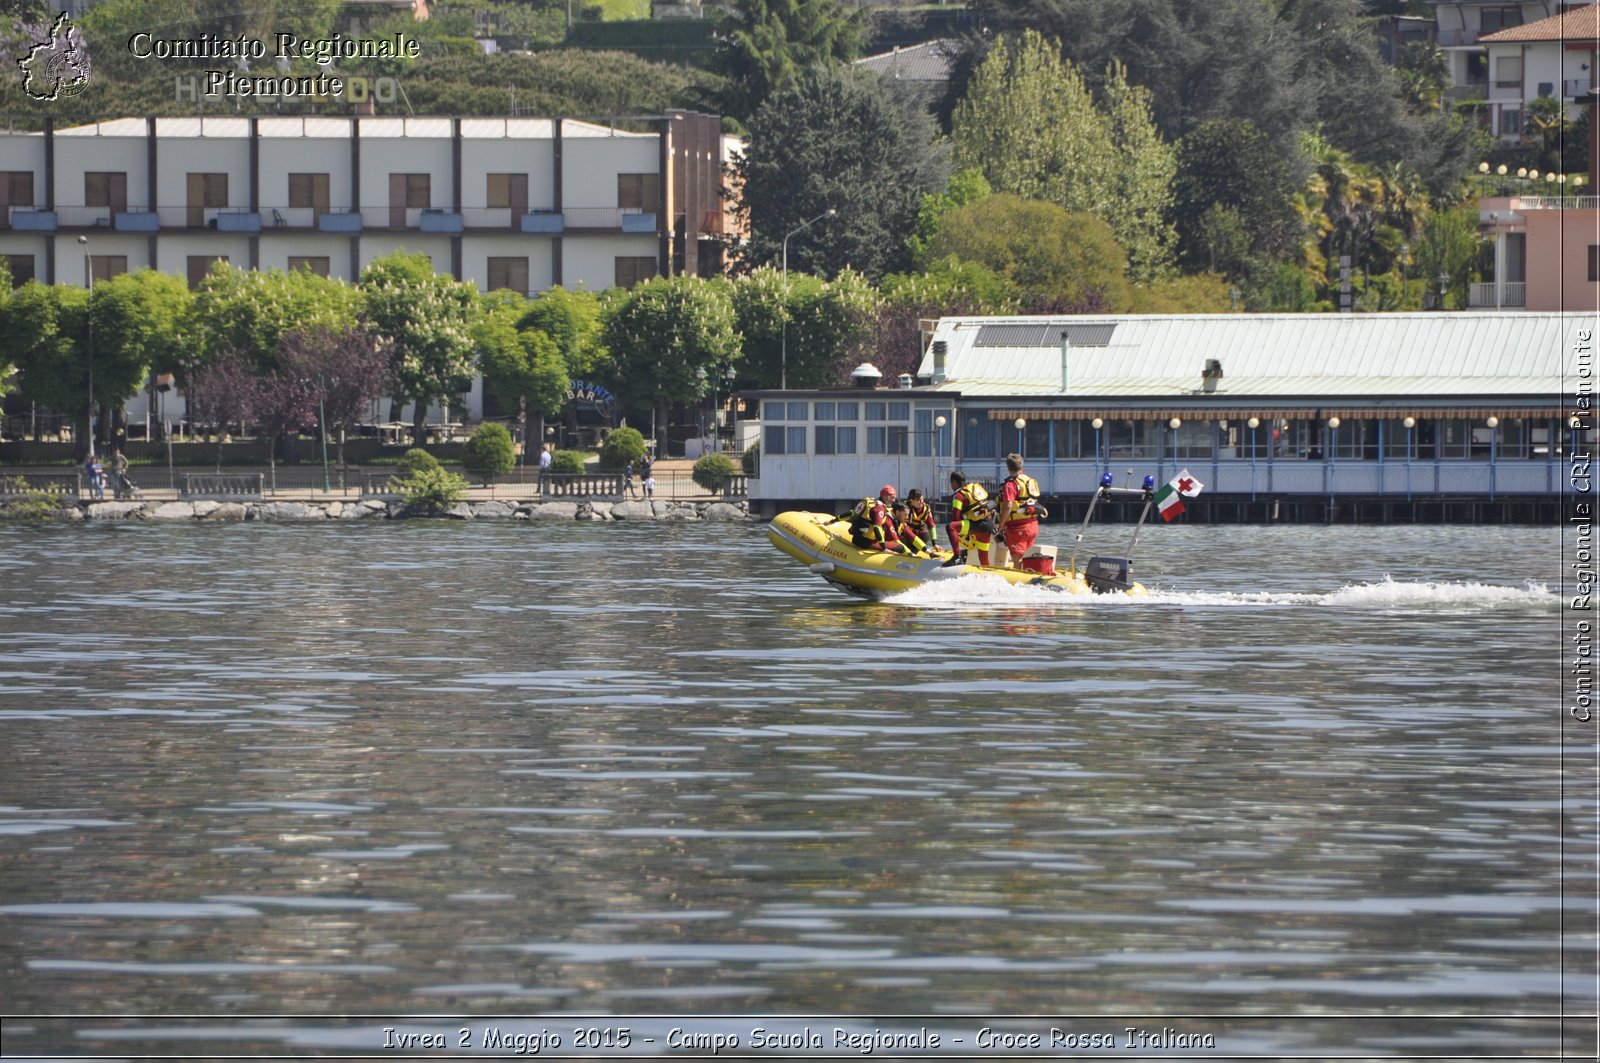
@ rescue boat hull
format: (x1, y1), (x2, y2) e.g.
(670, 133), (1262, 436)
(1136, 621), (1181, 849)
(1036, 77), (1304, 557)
(766, 511), (1148, 600)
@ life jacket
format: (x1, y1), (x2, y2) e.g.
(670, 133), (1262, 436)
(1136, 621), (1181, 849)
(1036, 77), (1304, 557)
(891, 518), (927, 553)
(1004, 472), (1042, 522)
(848, 497), (891, 542)
(850, 496), (887, 524)
(906, 499), (937, 541)
(950, 482), (991, 522)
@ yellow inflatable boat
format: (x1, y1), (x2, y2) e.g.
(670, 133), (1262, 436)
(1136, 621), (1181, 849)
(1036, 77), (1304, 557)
(767, 511), (1150, 601)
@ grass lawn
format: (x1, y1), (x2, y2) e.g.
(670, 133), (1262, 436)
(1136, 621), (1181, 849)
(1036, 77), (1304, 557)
(591, 0), (653, 20)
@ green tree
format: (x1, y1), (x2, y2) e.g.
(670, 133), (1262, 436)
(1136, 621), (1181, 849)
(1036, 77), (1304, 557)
(700, 0), (865, 123)
(520, 287), (607, 380)
(463, 421), (517, 482)
(189, 263), (361, 371)
(2, 273), (188, 453)
(1, 283), (87, 449)
(952, 34), (1174, 280)
(88, 269), (192, 449)
(790, 267), (878, 388)
(963, 0), (1480, 198)
(477, 291), (567, 445)
(398, 464), (470, 515)
(0, 260), (11, 401)
(920, 195), (1131, 311)
(734, 66), (945, 282)
(692, 452), (737, 494)
(731, 267), (879, 389)
(1414, 204), (1480, 310)
(730, 267), (789, 390)
(597, 425), (647, 471)
(601, 275), (741, 451)
(1173, 119), (1302, 275)
(359, 252), (483, 447)
(906, 168), (992, 264)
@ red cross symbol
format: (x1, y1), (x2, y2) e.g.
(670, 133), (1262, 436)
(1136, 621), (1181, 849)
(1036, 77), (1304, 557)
(1177, 477), (1195, 494)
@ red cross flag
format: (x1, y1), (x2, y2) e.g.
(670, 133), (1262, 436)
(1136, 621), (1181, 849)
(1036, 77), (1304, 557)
(1153, 469), (1204, 522)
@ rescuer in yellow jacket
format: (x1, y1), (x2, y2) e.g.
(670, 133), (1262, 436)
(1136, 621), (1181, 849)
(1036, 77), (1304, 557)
(943, 472), (994, 567)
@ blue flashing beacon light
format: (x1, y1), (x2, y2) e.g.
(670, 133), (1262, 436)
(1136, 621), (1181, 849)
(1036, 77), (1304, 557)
(1142, 474), (1156, 490)
(1099, 472), (1115, 488)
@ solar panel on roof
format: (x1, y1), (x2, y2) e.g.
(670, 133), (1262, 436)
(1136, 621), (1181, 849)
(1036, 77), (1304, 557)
(973, 323), (1117, 347)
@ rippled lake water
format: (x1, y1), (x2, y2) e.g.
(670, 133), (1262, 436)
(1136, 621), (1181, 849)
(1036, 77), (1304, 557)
(0, 518), (1592, 1058)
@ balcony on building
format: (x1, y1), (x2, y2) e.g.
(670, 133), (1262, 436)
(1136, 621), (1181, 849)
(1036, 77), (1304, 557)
(520, 209), (564, 234)
(419, 208), (464, 233)
(560, 207), (657, 233)
(215, 210), (262, 233)
(318, 210), (363, 233)
(8, 208), (57, 231)
(114, 210), (160, 232)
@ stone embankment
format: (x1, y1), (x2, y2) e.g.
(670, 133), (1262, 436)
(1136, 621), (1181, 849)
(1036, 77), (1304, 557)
(42, 498), (756, 523)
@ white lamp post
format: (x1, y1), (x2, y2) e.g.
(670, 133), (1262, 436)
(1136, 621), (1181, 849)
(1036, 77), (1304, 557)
(1167, 417), (1181, 477)
(1403, 416), (1415, 502)
(1247, 417), (1260, 500)
(79, 235), (94, 457)
(1091, 417), (1104, 475)
(780, 208), (835, 390)
(1486, 415), (1499, 501)
(1327, 416), (1341, 510)
(931, 413), (947, 495)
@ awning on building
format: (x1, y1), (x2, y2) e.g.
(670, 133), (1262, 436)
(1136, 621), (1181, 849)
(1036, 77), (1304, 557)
(987, 405), (1570, 422)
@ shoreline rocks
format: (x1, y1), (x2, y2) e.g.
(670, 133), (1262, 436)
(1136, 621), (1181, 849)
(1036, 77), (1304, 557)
(15, 497), (756, 524)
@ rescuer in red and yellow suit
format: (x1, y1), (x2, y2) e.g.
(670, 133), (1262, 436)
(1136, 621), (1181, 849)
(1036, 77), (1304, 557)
(904, 489), (939, 552)
(843, 484), (905, 552)
(996, 452), (1047, 567)
(887, 501), (931, 555)
(943, 472), (994, 567)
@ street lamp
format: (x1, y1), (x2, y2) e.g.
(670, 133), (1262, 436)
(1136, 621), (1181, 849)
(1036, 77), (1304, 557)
(1013, 417), (1026, 458)
(1091, 417), (1104, 475)
(695, 366), (709, 444)
(931, 413), (947, 496)
(780, 208), (836, 390)
(1247, 417), (1260, 501)
(1403, 416), (1415, 502)
(1327, 415), (1340, 509)
(719, 364), (736, 453)
(1168, 417), (1181, 475)
(78, 235), (94, 457)
(1486, 415), (1499, 501)
(317, 374), (331, 493)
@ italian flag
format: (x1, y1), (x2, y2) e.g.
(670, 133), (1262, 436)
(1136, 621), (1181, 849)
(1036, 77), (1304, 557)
(1153, 469), (1204, 522)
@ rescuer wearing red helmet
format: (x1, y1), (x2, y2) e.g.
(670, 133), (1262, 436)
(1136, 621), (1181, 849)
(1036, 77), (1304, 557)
(841, 484), (903, 551)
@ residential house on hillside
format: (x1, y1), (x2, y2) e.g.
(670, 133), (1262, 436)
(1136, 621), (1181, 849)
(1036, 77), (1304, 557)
(1475, 92), (1600, 309)
(1479, 3), (1600, 139)
(1432, 0), (1598, 136)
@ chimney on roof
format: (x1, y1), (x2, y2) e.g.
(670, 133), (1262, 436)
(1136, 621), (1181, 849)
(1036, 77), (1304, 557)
(1202, 359), (1223, 393)
(851, 362), (883, 389)
(931, 340), (947, 384)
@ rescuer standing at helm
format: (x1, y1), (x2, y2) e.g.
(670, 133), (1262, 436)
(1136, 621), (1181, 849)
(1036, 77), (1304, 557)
(995, 452), (1046, 567)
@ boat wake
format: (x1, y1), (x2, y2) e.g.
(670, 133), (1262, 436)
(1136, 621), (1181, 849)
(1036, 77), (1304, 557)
(887, 574), (1558, 612)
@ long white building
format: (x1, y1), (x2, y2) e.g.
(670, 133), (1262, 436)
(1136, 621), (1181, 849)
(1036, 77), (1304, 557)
(749, 311), (1587, 517)
(0, 111), (732, 293)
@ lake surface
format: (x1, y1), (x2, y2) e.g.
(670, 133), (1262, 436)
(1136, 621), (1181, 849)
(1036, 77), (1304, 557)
(0, 518), (1591, 1059)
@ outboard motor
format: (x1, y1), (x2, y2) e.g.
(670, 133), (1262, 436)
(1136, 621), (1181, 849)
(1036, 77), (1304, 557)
(1084, 555), (1135, 594)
